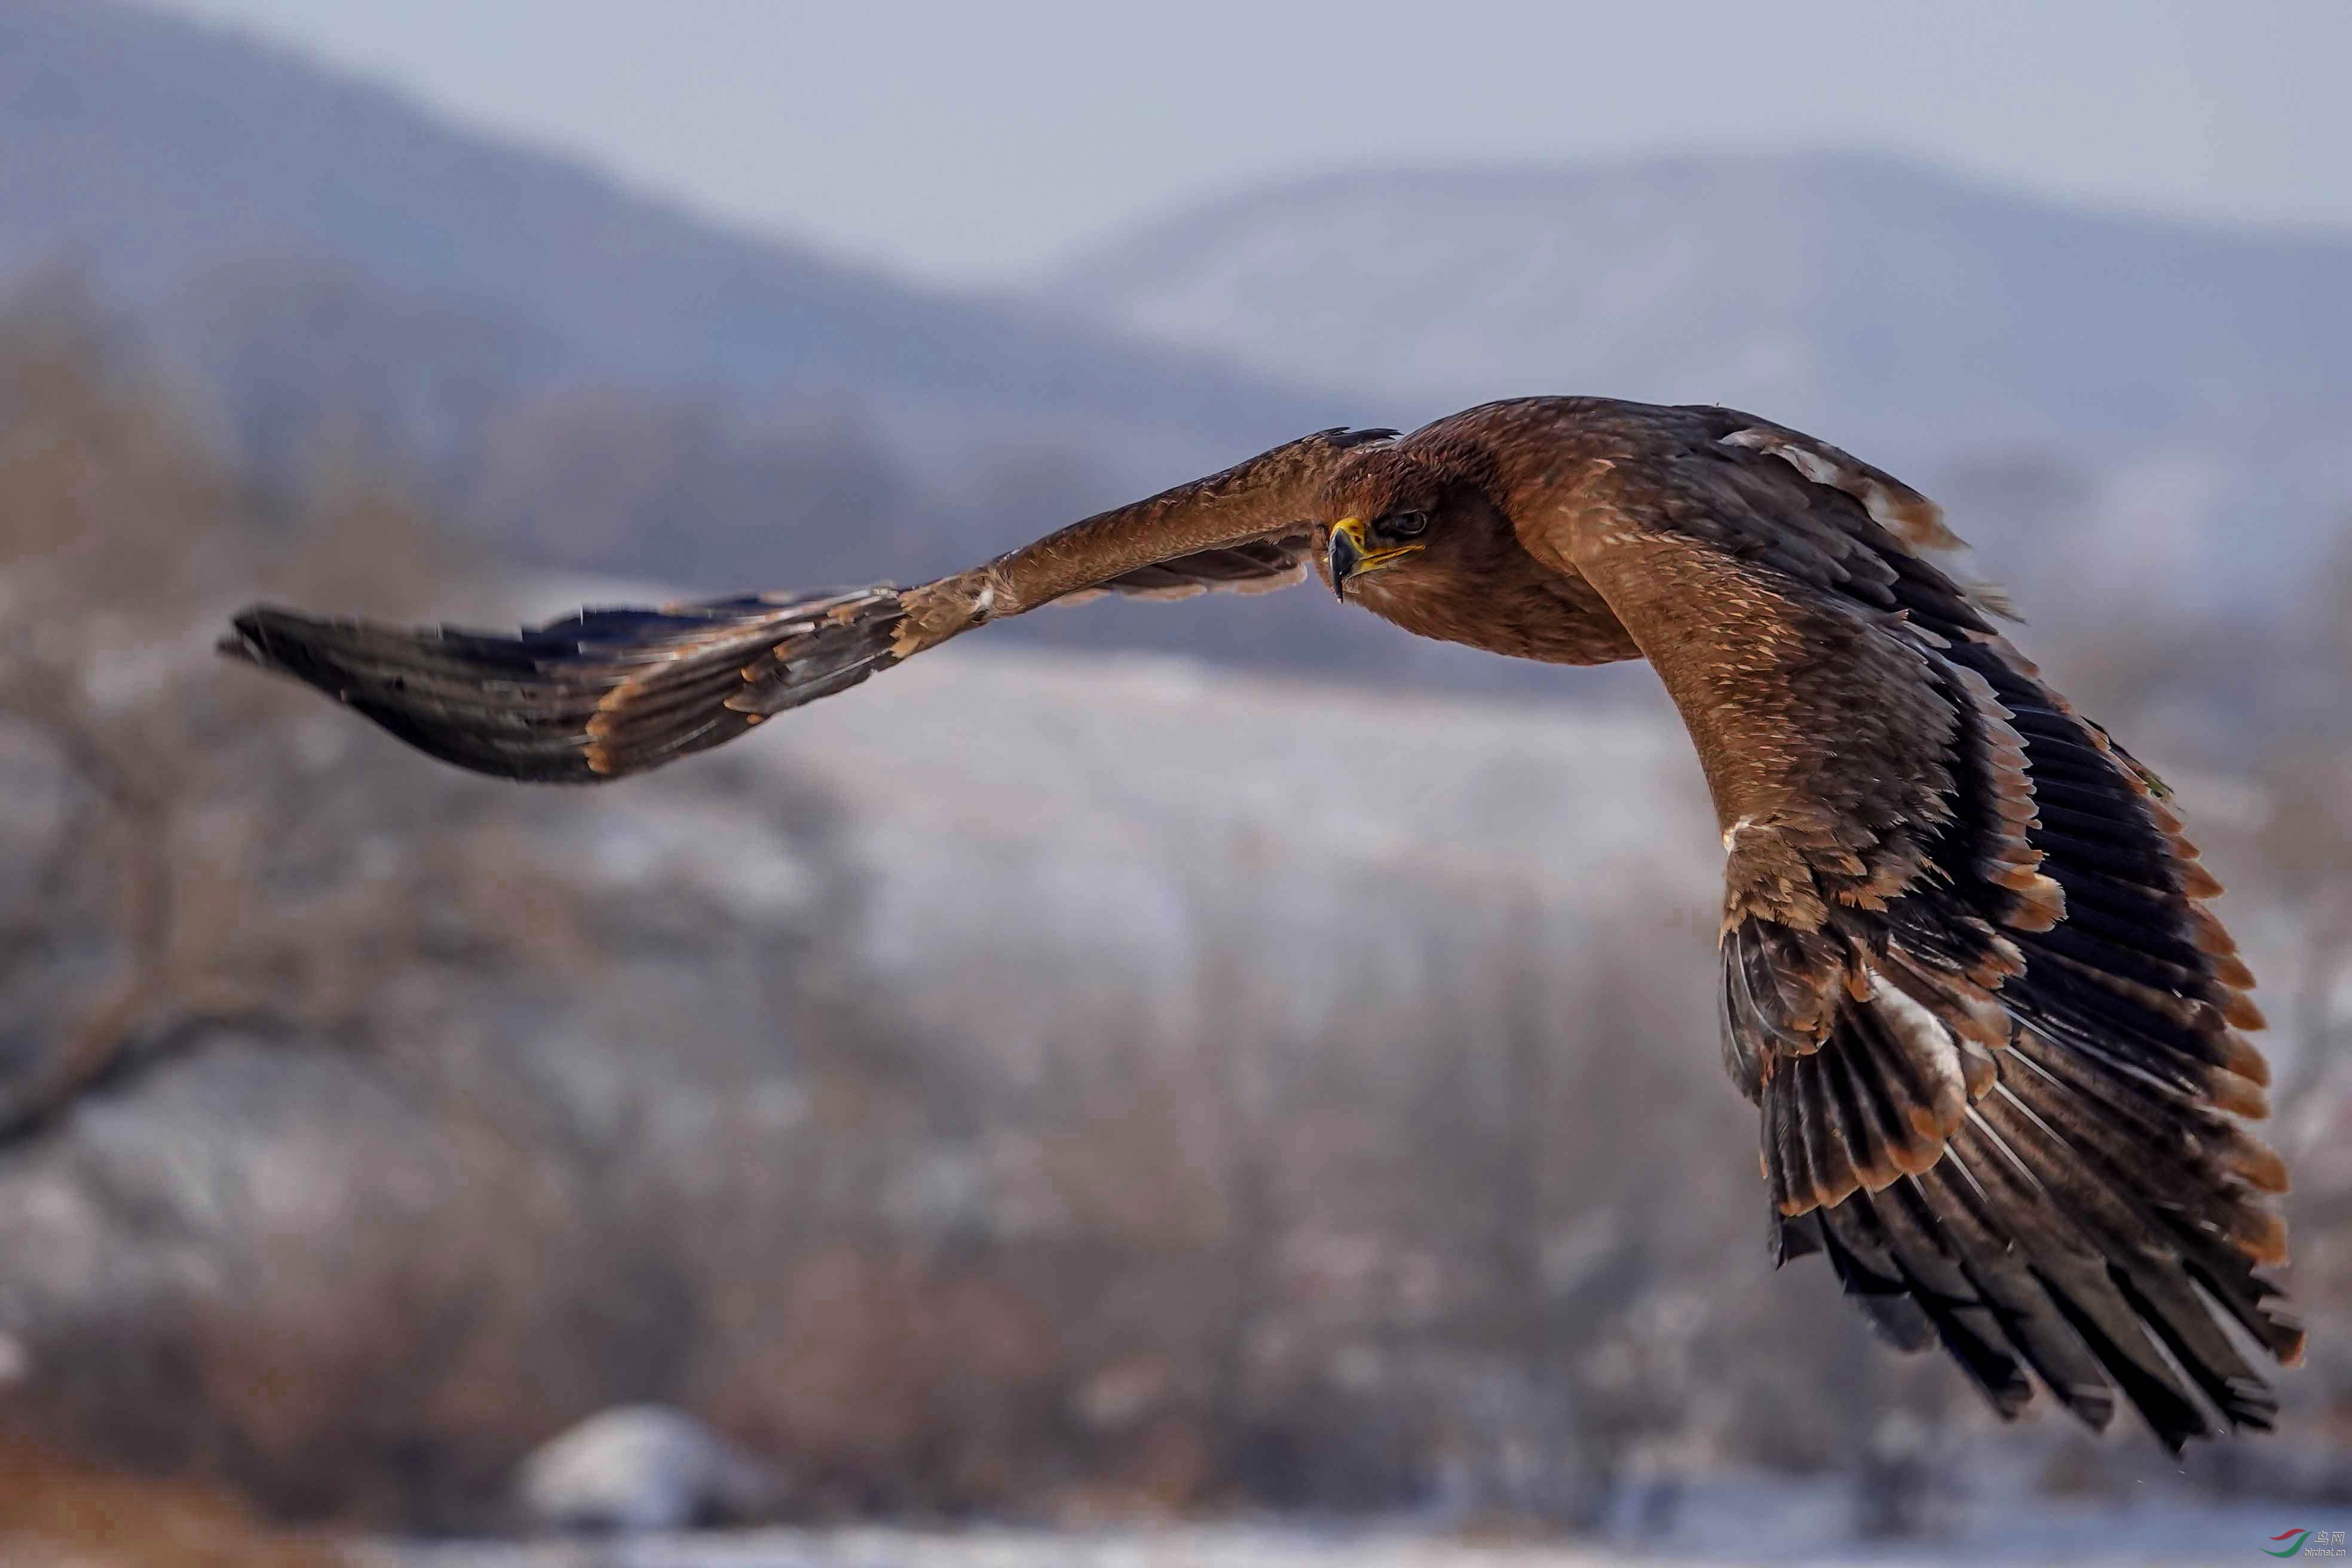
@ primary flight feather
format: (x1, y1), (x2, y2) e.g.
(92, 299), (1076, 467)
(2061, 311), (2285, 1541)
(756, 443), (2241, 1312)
(222, 397), (2299, 1446)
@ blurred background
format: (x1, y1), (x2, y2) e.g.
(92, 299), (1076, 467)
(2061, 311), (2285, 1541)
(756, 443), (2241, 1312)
(0, 1), (2347, 1562)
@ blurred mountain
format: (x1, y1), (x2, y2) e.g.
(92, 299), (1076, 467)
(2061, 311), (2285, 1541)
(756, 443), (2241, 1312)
(1051, 154), (2352, 607)
(1051, 152), (2350, 456)
(0, 0), (1349, 570)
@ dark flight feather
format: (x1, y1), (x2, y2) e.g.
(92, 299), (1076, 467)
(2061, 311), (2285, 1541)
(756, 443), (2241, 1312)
(221, 588), (908, 783)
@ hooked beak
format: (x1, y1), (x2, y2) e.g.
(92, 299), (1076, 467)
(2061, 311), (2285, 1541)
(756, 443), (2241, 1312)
(1326, 517), (1421, 601)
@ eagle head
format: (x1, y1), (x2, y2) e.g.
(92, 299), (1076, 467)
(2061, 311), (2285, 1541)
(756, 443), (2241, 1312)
(1320, 451), (1455, 602)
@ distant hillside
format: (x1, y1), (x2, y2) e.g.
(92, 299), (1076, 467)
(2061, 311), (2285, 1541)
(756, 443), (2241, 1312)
(1052, 152), (2350, 457)
(0, 0), (1346, 537)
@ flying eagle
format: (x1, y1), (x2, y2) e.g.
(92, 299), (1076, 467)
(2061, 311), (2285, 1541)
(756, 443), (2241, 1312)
(223, 397), (2298, 1447)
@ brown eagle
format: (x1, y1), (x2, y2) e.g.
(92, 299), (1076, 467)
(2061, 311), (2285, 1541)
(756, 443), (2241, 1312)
(223, 397), (2298, 1447)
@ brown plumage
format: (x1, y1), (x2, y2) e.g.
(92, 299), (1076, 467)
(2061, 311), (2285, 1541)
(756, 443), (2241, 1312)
(222, 397), (2298, 1447)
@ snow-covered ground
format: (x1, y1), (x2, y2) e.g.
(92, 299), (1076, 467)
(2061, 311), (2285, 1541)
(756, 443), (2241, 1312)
(363, 1496), (2341, 1568)
(770, 642), (1716, 1030)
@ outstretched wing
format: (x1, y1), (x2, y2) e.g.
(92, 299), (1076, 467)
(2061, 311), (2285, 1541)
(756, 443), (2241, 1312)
(1549, 403), (2298, 1448)
(220, 427), (1390, 782)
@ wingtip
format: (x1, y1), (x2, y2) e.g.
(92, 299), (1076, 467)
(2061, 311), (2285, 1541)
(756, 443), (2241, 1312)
(217, 606), (275, 666)
(218, 603), (313, 670)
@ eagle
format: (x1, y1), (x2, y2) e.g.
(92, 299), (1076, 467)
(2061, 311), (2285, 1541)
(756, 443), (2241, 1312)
(223, 397), (2298, 1447)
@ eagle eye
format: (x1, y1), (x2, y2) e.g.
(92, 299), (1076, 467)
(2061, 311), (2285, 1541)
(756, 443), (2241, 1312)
(1385, 510), (1431, 538)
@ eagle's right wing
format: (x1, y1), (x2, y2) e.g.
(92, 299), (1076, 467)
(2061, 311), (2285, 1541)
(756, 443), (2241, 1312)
(220, 427), (1390, 782)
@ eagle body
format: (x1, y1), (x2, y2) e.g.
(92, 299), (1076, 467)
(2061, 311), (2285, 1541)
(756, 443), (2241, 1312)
(223, 396), (2300, 1449)
(1323, 400), (1991, 924)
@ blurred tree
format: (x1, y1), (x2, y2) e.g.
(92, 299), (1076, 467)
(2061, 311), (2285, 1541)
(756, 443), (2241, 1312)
(0, 277), (464, 1142)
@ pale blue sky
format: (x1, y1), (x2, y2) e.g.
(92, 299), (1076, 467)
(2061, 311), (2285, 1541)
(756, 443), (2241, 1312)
(151, 0), (2350, 286)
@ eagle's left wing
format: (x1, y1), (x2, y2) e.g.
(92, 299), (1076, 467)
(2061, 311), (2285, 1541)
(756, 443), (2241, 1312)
(221, 428), (1391, 782)
(1544, 403), (2297, 1448)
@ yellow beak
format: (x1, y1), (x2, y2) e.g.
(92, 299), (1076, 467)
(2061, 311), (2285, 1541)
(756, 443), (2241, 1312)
(1326, 517), (1423, 600)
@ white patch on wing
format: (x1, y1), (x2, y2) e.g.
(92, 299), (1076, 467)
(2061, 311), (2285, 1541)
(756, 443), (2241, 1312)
(1867, 969), (1970, 1123)
(1720, 428), (1962, 554)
